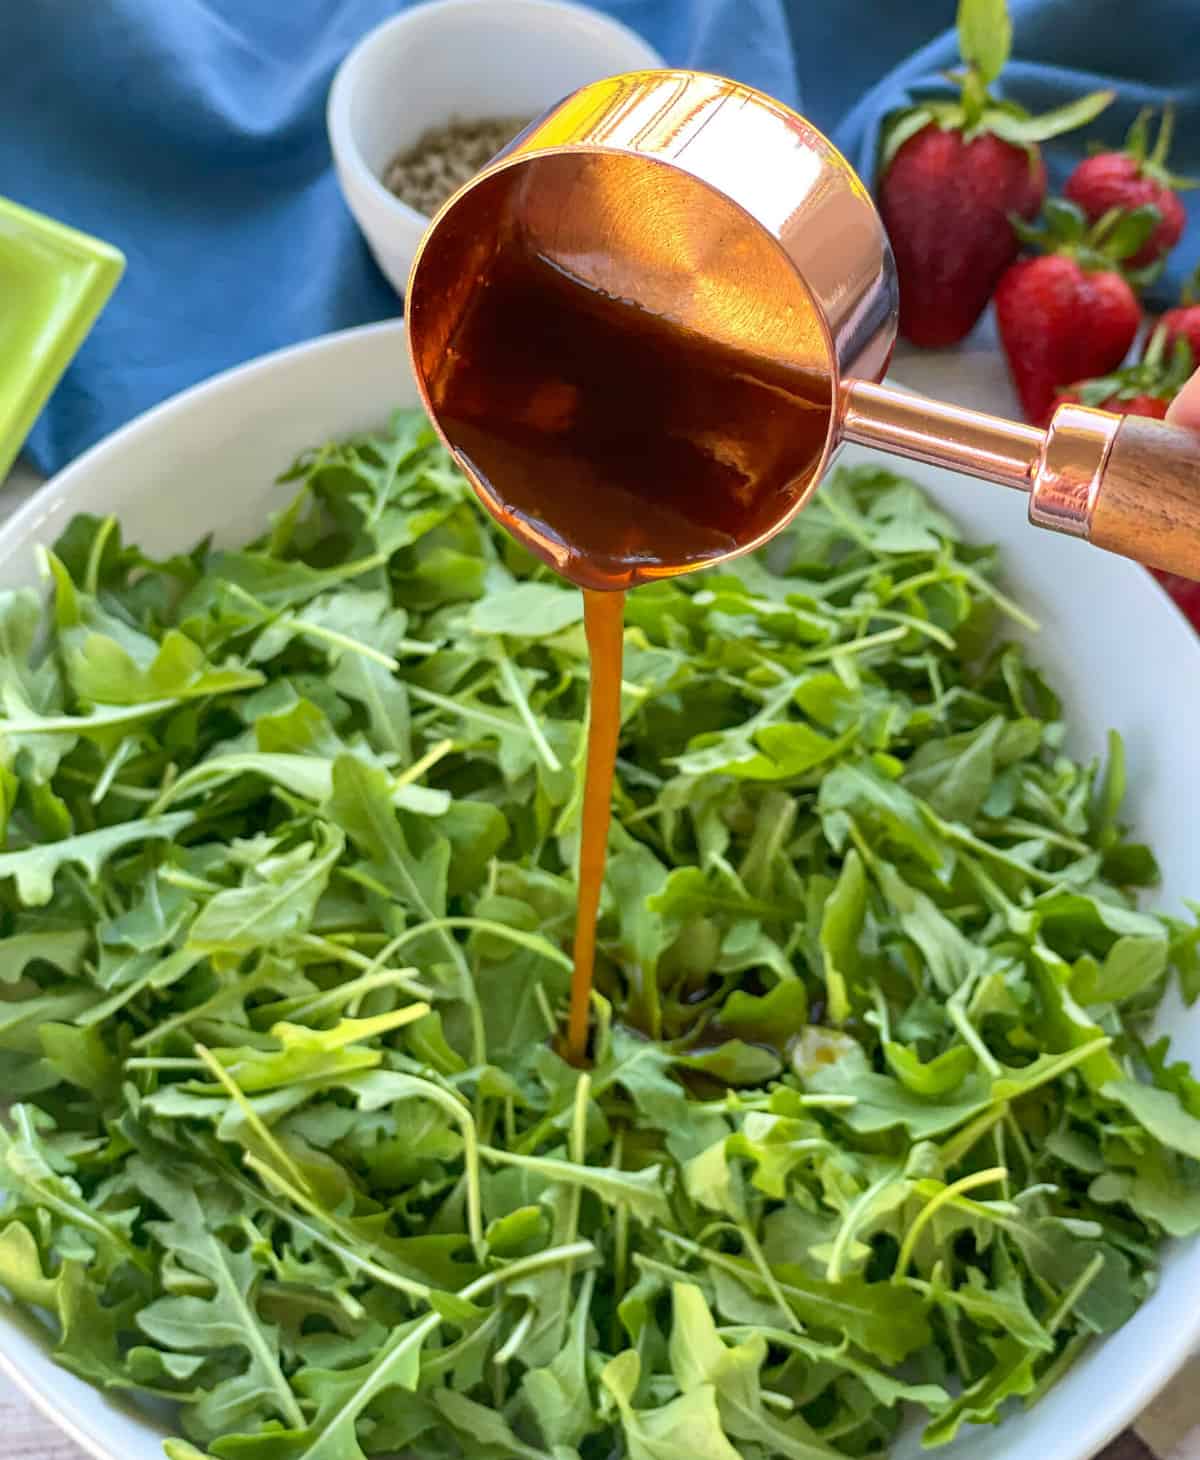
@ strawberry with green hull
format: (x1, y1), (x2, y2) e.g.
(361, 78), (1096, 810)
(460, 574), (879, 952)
(877, 0), (1112, 348)
(1154, 569), (1200, 633)
(1053, 325), (1195, 420)
(1155, 267), (1200, 362)
(1052, 319), (1200, 633)
(995, 199), (1160, 425)
(1065, 107), (1197, 268)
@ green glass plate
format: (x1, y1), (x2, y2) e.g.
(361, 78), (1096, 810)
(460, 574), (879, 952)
(0, 196), (124, 480)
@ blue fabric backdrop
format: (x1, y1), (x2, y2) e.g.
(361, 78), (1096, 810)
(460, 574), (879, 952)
(2, 0), (1198, 472)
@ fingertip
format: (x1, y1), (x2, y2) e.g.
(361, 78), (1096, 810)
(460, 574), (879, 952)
(1166, 370), (1200, 430)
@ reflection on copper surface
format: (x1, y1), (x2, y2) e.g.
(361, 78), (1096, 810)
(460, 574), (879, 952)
(1029, 404), (1120, 539)
(842, 381), (1042, 492)
(407, 68), (1174, 572)
(408, 70), (891, 579)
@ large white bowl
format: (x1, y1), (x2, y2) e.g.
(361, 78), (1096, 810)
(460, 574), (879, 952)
(1, 322), (1199, 1460)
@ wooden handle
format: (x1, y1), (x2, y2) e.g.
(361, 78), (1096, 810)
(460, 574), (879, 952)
(1090, 415), (1200, 580)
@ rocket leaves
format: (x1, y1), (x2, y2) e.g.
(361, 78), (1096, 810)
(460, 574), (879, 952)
(0, 411), (1195, 1460)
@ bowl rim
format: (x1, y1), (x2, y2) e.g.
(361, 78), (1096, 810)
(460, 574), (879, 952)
(0, 1342), (121, 1460)
(0, 320), (401, 575)
(326, 0), (664, 232)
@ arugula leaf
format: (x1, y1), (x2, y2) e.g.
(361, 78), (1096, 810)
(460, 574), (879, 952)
(875, 860), (981, 995)
(922, 1260), (1052, 1353)
(922, 1336), (1037, 1447)
(719, 978), (807, 1043)
(286, 1315), (434, 1460)
(133, 1161), (304, 1437)
(691, 1243), (932, 1365)
(0, 1220), (130, 1384)
(819, 849), (866, 1023)
(0, 930), (89, 983)
(1104, 1079), (1200, 1160)
(601, 1349), (742, 1460)
(521, 1271), (597, 1448)
(670, 1284), (840, 1460)
(469, 582), (585, 637)
(884, 1041), (975, 1096)
(806, 1047), (991, 1138)
(0, 812), (192, 904)
(481, 1145), (671, 1226)
(1090, 1146), (1200, 1237)
(188, 827), (344, 953)
(1073, 935), (1168, 1005)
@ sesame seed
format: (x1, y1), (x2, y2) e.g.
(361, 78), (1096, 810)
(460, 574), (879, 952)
(384, 116), (531, 215)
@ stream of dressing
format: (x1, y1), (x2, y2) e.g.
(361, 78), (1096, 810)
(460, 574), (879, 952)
(566, 589), (625, 1063)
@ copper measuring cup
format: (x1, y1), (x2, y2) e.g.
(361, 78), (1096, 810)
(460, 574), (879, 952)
(407, 69), (1200, 583)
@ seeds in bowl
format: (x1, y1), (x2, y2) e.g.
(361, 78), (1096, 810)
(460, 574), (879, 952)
(384, 116), (531, 215)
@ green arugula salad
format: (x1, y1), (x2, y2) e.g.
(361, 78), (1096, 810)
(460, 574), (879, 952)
(1, 410), (1200, 1460)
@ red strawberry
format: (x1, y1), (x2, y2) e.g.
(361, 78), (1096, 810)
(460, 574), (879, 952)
(1154, 267), (1200, 362)
(877, 0), (1112, 349)
(1053, 324), (1194, 420)
(997, 257), (1141, 423)
(881, 130), (1046, 347)
(995, 201), (1156, 423)
(1064, 108), (1197, 268)
(1152, 570), (1200, 632)
(1056, 391), (1168, 418)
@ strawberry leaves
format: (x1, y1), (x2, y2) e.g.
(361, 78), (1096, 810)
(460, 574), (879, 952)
(1057, 325), (1195, 412)
(956, 0), (1012, 96)
(1011, 196), (1166, 283)
(1107, 105), (1199, 192)
(879, 0), (1112, 168)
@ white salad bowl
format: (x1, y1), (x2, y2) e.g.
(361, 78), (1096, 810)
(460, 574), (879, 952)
(1, 322), (1200, 1460)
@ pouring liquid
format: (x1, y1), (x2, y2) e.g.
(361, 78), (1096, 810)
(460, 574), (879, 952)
(568, 590), (625, 1062)
(423, 231), (830, 1061)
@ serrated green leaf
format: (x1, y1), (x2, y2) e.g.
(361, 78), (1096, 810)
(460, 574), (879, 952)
(0, 812), (192, 905)
(188, 827), (344, 953)
(470, 582), (585, 637)
(670, 1284), (840, 1460)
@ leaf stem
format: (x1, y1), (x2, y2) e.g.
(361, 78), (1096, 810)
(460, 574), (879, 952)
(494, 1303), (535, 1366)
(346, 916), (571, 970)
(237, 1157), (434, 1302)
(1046, 1252), (1106, 1334)
(278, 617), (398, 670)
(894, 1166), (1008, 1280)
(194, 1043), (313, 1195)
(496, 648), (562, 772)
(393, 737), (454, 789)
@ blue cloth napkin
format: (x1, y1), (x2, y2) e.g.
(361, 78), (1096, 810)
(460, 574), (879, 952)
(2, 0), (1199, 474)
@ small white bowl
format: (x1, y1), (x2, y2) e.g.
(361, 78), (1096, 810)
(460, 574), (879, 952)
(327, 0), (663, 296)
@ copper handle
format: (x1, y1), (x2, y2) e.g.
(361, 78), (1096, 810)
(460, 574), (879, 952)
(841, 381), (1200, 582)
(841, 380), (1042, 492)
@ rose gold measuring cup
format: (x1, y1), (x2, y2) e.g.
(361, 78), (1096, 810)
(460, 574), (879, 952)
(407, 70), (1200, 582)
